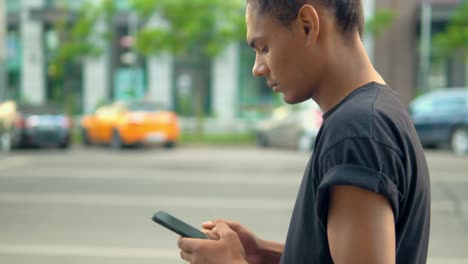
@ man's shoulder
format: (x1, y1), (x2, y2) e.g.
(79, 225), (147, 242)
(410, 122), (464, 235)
(318, 84), (408, 153)
(322, 85), (379, 137)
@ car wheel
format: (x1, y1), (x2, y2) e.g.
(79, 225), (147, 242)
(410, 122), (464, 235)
(59, 140), (70, 149)
(0, 131), (11, 153)
(111, 130), (123, 149)
(451, 127), (468, 155)
(82, 128), (91, 146)
(256, 133), (268, 147)
(163, 141), (176, 149)
(297, 132), (314, 152)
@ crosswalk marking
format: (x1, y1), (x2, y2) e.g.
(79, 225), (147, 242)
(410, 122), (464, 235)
(0, 243), (179, 259)
(0, 192), (294, 209)
(0, 192), (466, 213)
(0, 243), (466, 263)
(0, 156), (30, 171)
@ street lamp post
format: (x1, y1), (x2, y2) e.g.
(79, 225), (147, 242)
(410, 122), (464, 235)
(0, 0), (7, 101)
(363, 0), (376, 62)
(419, 0), (432, 92)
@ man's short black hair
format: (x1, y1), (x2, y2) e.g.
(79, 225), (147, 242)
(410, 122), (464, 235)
(247, 0), (364, 36)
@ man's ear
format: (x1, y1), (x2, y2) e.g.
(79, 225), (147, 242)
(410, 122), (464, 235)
(298, 4), (320, 46)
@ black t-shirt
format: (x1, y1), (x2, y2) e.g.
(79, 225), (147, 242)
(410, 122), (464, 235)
(280, 83), (431, 263)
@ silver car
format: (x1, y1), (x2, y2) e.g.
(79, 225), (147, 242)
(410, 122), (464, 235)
(255, 100), (323, 152)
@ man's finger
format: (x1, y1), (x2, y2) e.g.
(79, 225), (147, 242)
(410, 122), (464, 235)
(180, 250), (192, 262)
(204, 229), (220, 240)
(204, 219), (242, 232)
(202, 221), (216, 230)
(178, 237), (196, 252)
(212, 222), (237, 238)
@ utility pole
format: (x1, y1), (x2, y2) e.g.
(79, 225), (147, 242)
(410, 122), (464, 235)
(363, 0), (376, 62)
(0, 0), (7, 101)
(419, 0), (432, 92)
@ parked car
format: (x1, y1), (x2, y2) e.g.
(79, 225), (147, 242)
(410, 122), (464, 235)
(0, 100), (17, 152)
(14, 103), (71, 149)
(409, 88), (468, 155)
(81, 100), (180, 149)
(255, 99), (323, 151)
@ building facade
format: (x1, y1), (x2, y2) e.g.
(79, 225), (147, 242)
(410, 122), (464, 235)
(374, 0), (467, 104)
(4, 0), (467, 132)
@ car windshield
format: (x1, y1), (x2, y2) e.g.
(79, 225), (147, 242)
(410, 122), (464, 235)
(19, 104), (63, 115)
(411, 91), (468, 114)
(127, 101), (167, 112)
(411, 95), (433, 114)
(433, 95), (467, 112)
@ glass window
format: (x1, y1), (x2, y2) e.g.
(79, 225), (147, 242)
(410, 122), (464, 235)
(127, 101), (166, 112)
(410, 95), (433, 114)
(6, 0), (21, 13)
(116, 0), (132, 11)
(433, 95), (467, 112)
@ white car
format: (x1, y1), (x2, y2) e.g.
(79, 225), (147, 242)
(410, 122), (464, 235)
(255, 100), (323, 152)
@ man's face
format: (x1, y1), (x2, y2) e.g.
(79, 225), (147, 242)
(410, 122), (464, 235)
(245, 3), (319, 104)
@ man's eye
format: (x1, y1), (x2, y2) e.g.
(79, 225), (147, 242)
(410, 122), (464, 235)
(261, 46), (269, 53)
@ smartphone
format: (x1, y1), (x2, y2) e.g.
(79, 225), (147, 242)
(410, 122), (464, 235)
(152, 211), (208, 239)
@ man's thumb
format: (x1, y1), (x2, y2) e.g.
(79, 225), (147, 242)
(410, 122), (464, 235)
(213, 221), (235, 237)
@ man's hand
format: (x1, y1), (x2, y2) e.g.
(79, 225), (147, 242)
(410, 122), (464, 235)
(178, 221), (247, 264)
(203, 220), (283, 264)
(327, 185), (396, 264)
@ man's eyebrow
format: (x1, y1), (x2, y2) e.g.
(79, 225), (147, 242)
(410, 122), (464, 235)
(248, 37), (258, 48)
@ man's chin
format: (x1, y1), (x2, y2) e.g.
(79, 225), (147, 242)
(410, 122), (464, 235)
(282, 94), (304, 105)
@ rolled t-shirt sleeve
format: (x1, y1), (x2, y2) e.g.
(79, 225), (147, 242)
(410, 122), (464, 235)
(315, 138), (402, 232)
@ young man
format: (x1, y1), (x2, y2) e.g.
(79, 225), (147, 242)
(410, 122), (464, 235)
(178, 0), (431, 263)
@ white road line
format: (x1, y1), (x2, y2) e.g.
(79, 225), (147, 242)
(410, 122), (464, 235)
(428, 258), (468, 264)
(0, 156), (30, 171)
(0, 170), (302, 185)
(431, 200), (468, 213)
(430, 174), (468, 183)
(1, 166), (467, 184)
(0, 192), (466, 213)
(0, 243), (466, 263)
(0, 193), (294, 209)
(0, 243), (179, 259)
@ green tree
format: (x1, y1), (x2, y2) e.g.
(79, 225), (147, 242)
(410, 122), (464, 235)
(48, 0), (116, 115)
(365, 9), (396, 37)
(434, 2), (468, 59)
(130, 0), (246, 135)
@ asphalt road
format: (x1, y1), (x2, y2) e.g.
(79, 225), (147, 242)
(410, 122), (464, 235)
(0, 145), (467, 264)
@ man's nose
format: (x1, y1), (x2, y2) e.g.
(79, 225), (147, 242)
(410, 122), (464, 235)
(252, 58), (268, 77)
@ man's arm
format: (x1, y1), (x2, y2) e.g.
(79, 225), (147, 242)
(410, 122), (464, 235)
(327, 185), (396, 264)
(255, 238), (284, 263)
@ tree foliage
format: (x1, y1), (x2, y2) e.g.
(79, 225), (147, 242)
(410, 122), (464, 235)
(48, 0), (116, 114)
(49, 0), (116, 79)
(365, 9), (396, 37)
(130, 0), (246, 57)
(434, 2), (468, 57)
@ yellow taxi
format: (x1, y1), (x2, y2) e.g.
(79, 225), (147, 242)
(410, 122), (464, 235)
(0, 101), (17, 151)
(81, 101), (180, 149)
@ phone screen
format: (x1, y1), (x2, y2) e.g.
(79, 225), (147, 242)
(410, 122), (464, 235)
(152, 211), (208, 239)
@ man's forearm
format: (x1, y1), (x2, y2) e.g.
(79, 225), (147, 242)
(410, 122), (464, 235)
(257, 238), (284, 263)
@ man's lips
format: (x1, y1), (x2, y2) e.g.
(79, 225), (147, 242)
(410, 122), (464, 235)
(268, 82), (279, 92)
(268, 82), (278, 88)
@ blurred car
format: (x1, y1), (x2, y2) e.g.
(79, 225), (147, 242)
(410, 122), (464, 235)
(81, 100), (180, 149)
(14, 104), (71, 149)
(255, 99), (323, 151)
(409, 88), (468, 155)
(0, 100), (17, 152)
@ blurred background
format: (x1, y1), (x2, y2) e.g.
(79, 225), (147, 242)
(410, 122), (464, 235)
(0, 0), (467, 263)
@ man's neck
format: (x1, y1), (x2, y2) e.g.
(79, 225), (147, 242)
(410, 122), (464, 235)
(313, 36), (385, 113)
